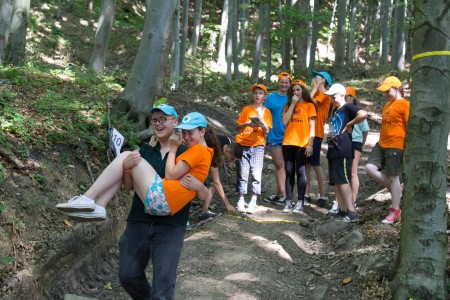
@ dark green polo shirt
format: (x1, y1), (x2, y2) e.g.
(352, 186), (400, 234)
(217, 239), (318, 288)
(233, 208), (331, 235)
(126, 142), (190, 226)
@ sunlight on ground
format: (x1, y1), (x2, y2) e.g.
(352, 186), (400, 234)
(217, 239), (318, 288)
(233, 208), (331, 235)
(241, 232), (293, 262)
(184, 230), (216, 242)
(225, 272), (260, 282)
(283, 230), (324, 255)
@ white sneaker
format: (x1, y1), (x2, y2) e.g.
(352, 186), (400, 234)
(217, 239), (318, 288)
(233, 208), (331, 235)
(56, 195), (95, 212)
(237, 201), (246, 213)
(67, 204), (106, 222)
(292, 201), (304, 214)
(329, 200), (339, 214)
(247, 202), (257, 214)
(282, 200), (293, 213)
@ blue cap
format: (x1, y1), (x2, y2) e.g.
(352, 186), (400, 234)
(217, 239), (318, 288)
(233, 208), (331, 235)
(150, 104), (178, 119)
(312, 71), (332, 87)
(175, 112), (208, 130)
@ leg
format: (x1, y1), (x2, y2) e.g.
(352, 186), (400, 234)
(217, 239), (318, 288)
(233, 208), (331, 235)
(295, 148), (307, 201)
(365, 163), (390, 190)
(282, 146), (296, 201)
(351, 150), (362, 203)
(236, 149), (251, 196)
(271, 146), (286, 197)
(201, 186), (215, 214)
(313, 165), (326, 197)
(250, 146), (265, 196)
(338, 183), (355, 212)
(388, 175), (402, 210)
(305, 163), (312, 196)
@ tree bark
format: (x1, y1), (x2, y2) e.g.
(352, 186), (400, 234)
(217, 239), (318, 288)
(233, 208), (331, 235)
(226, 0), (233, 83)
(264, 0), (271, 84)
(4, 0), (29, 66)
(293, 0), (308, 77)
(188, 0), (202, 56)
(217, 0), (228, 68)
(379, 0), (391, 67)
(346, 0), (359, 66)
(171, 0), (180, 90)
(390, 0), (405, 71)
(117, 0), (177, 130)
(391, 1), (450, 298)
(250, 0), (265, 83)
(334, 0), (346, 75)
(179, 0), (189, 76)
(89, 0), (115, 75)
(231, 0), (239, 79)
(308, 0), (319, 71)
(238, 0), (249, 56)
(325, 0), (337, 62)
(0, 0), (13, 65)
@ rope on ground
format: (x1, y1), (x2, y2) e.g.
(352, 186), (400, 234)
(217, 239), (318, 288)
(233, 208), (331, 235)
(225, 213), (305, 225)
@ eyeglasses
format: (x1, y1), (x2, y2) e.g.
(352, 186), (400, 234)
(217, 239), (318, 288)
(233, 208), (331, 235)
(151, 117), (175, 124)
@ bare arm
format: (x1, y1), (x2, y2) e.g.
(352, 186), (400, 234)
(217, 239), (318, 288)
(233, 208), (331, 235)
(179, 174), (211, 201)
(165, 133), (191, 180)
(344, 110), (368, 133)
(306, 118), (316, 157)
(211, 167), (236, 214)
(122, 150), (142, 191)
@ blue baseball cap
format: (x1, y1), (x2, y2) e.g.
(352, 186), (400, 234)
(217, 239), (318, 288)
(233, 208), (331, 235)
(150, 104), (178, 119)
(175, 112), (208, 130)
(312, 71), (332, 87)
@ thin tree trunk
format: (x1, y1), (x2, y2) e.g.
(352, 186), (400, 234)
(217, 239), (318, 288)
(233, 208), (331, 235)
(188, 0), (202, 56)
(264, 0), (271, 84)
(359, 0), (376, 64)
(179, 0), (189, 76)
(379, 0), (391, 67)
(334, 0), (346, 75)
(346, 0), (358, 66)
(231, 0), (239, 79)
(325, 0), (337, 62)
(392, 1), (450, 297)
(308, 0), (319, 71)
(0, 0), (13, 65)
(4, 0), (30, 66)
(217, 0), (229, 68)
(89, 0), (115, 75)
(239, 0), (249, 57)
(390, 0), (405, 71)
(250, 0), (265, 83)
(226, 0), (233, 83)
(171, 0), (180, 90)
(293, 0), (308, 77)
(87, 0), (94, 12)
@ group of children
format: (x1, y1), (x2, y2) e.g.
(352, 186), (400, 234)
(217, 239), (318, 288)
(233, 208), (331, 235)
(234, 72), (409, 224)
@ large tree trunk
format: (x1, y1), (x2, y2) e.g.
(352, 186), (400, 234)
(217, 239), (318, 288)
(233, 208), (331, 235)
(116, 0), (176, 130)
(325, 0), (337, 62)
(4, 0), (29, 66)
(188, 0), (202, 56)
(390, 0), (405, 71)
(264, 0), (271, 84)
(217, 0), (228, 68)
(0, 0), (13, 65)
(359, 0), (377, 64)
(238, 0), (249, 57)
(391, 1), (450, 298)
(231, 0), (239, 79)
(89, 0), (115, 75)
(250, 0), (265, 83)
(308, 0), (319, 71)
(293, 0), (308, 77)
(179, 0), (189, 77)
(171, 0), (180, 90)
(334, 0), (346, 76)
(346, 0), (358, 66)
(379, 0), (391, 67)
(226, 0), (233, 83)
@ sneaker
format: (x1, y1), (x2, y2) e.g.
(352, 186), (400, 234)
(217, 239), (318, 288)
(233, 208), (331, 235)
(237, 201), (246, 213)
(304, 195), (311, 205)
(199, 211), (222, 222)
(67, 204), (106, 222)
(316, 196), (328, 208)
(273, 197), (286, 206)
(263, 195), (278, 203)
(247, 202), (257, 214)
(292, 201), (304, 214)
(185, 221), (193, 231)
(381, 208), (401, 224)
(342, 211), (359, 223)
(333, 209), (347, 218)
(282, 200), (293, 213)
(328, 200), (339, 214)
(56, 195), (95, 212)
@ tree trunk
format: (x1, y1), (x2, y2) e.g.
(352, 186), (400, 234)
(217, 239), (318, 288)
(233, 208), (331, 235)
(188, 0), (202, 56)
(308, 0), (319, 71)
(117, 0), (177, 130)
(4, 0), (29, 66)
(264, 0), (271, 84)
(293, 0), (308, 77)
(250, 0), (265, 83)
(391, 1), (450, 298)
(217, 0), (228, 68)
(359, 0), (377, 64)
(89, 0), (115, 75)
(325, 0), (337, 62)
(0, 0), (13, 65)
(278, 0), (289, 72)
(171, 0), (180, 90)
(379, 0), (391, 67)
(334, 0), (346, 75)
(390, 0), (405, 71)
(231, 0), (239, 79)
(179, 0), (189, 76)
(226, 0), (233, 83)
(87, 0), (94, 12)
(346, 0), (358, 66)
(238, 0), (249, 56)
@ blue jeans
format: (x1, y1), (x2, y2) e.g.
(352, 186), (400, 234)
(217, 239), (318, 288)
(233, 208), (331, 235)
(119, 222), (185, 300)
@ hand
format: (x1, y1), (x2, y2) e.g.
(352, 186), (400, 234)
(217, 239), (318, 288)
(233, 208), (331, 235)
(149, 135), (158, 147)
(306, 146), (313, 157)
(179, 173), (204, 191)
(169, 131), (183, 149)
(292, 95), (300, 104)
(225, 203), (237, 214)
(342, 124), (353, 134)
(123, 149), (142, 170)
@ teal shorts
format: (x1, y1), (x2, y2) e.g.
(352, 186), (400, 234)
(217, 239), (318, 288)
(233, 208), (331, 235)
(144, 173), (171, 216)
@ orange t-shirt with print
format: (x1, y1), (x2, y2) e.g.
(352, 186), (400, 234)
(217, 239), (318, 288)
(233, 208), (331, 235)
(235, 105), (273, 146)
(313, 91), (331, 139)
(162, 144), (213, 214)
(379, 98), (410, 149)
(282, 102), (317, 148)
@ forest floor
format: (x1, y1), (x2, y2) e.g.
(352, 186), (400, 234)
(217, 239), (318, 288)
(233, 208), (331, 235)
(1, 81), (449, 300)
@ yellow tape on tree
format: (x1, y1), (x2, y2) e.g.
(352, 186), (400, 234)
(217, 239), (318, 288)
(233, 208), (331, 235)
(412, 51), (450, 61)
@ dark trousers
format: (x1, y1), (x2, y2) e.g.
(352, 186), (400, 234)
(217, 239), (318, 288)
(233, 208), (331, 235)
(119, 222), (185, 300)
(283, 145), (307, 201)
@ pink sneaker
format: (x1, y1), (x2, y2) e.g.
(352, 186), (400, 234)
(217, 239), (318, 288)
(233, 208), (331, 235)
(381, 208), (401, 224)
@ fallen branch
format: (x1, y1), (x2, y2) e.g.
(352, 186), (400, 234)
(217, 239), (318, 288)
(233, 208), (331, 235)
(83, 152), (95, 184)
(0, 148), (25, 169)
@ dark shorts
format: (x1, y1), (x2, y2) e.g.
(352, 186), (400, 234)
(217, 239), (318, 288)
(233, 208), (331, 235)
(306, 137), (323, 166)
(266, 143), (282, 151)
(328, 158), (352, 185)
(352, 142), (363, 153)
(367, 143), (403, 176)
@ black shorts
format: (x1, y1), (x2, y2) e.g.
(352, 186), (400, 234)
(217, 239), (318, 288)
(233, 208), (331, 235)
(352, 142), (363, 153)
(328, 158), (352, 185)
(306, 137), (323, 166)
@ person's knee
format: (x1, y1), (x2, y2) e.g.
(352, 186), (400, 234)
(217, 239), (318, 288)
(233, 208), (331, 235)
(365, 163), (376, 175)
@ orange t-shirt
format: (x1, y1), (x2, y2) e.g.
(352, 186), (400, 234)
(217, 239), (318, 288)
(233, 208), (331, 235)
(162, 144), (213, 214)
(379, 98), (410, 149)
(282, 102), (317, 148)
(235, 105), (273, 146)
(313, 91), (331, 138)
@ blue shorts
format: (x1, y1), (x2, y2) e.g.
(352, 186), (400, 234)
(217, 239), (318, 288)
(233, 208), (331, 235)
(266, 143), (282, 151)
(306, 137), (323, 166)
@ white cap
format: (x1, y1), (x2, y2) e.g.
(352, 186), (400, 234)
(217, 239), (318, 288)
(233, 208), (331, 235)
(324, 83), (346, 96)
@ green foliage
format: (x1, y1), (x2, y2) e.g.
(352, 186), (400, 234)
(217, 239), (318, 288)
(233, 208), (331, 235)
(0, 256), (16, 264)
